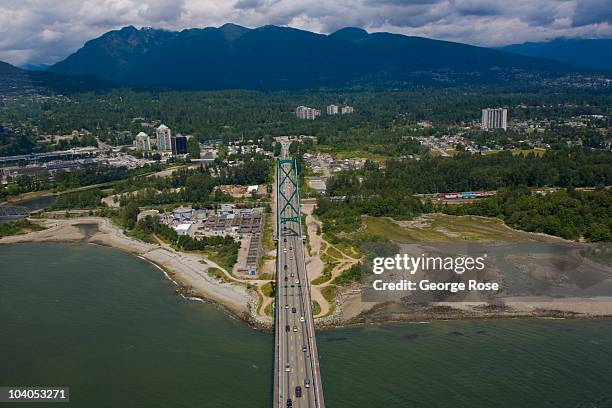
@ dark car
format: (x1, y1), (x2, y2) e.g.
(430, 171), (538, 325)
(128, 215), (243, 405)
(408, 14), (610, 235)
(285, 325), (290, 332)
(292, 307), (296, 313)
(286, 398), (292, 407)
(302, 345), (307, 352)
(284, 264), (288, 271)
(284, 276), (288, 282)
(295, 386), (302, 398)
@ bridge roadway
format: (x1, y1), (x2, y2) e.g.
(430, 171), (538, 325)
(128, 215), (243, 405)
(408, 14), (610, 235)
(273, 150), (325, 408)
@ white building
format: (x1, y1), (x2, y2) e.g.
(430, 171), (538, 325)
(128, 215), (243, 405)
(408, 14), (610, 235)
(481, 108), (508, 130)
(134, 132), (151, 151)
(341, 105), (354, 114)
(326, 104), (339, 115)
(174, 223), (192, 236)
(296, 106), (321, 120)
(156, 124), (172, 151)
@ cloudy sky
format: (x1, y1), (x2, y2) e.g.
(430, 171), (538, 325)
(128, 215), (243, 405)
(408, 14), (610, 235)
(1, 0), (611, 66)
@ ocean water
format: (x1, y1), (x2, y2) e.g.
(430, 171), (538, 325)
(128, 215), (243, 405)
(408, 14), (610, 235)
(1, 243), (611, 408)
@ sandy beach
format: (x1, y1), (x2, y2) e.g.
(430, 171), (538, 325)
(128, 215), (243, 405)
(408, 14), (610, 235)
(3, 216), (611, 329)
(0, 217), (257, 320)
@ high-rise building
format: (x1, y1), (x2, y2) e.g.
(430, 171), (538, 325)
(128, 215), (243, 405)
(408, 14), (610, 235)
(156, 124), (172, 151)
(296, 106), (321, 120)
(326, 104), (339, 115)
(341, 105), (354, 114)
(134, 132), (151, 151)
(481, 108), (508, 130)
(171, 135), (187, 155)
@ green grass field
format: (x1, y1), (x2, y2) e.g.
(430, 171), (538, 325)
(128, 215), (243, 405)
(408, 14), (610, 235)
(363, 214), (532, 243)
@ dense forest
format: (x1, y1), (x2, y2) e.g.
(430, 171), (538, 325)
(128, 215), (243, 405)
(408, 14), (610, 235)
(316, 149), (612, 242)
(442, 188), (612, 241)
(327, 148), (612, 196)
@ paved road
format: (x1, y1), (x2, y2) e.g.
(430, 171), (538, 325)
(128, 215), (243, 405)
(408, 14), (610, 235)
(274, 147), (325, 408)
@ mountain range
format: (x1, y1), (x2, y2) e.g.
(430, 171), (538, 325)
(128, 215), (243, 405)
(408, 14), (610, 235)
(2, 25), (609, 92)
(0, 60), (110, 95)
(43, 24), (577, 90)
(500, 38), (612, 71)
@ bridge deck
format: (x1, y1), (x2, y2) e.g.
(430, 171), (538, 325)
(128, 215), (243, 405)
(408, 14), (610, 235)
(273, 152), (325, 408)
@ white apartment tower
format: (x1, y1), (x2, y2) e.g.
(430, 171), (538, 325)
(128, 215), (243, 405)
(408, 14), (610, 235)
(327, 104), (339, 115)
(156, 124), (172, 151)
(134, 132), (151, 151)
(295, 106), (321, 120)
(341, 105), (354, 114)
(481, 108), (508, 130)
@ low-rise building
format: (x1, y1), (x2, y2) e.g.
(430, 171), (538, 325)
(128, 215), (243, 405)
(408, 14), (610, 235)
(174, 223), (192, 236)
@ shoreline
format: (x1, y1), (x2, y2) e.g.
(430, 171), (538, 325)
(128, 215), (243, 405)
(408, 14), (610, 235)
(2, 216), (612, 332)
(0, 217), (265, 327)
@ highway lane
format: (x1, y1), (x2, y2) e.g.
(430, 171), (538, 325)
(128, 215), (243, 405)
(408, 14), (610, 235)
(274, 148), (325, 408)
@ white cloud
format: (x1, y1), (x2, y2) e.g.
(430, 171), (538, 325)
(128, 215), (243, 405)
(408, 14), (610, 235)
(0, 0), (610, 65)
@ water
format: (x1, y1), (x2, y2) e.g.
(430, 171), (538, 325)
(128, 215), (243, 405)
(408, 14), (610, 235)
(1, 244), (612, 408)
(0, 195), (57, 222)
(14, 195), (57, 212)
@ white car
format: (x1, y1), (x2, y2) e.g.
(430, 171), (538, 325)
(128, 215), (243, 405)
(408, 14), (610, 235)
(285, 364), (291, 372)
(285, 304), (289, 309)
(295, 279), (299, 285)
(283, 248), (288, 253)
(300, 316), (305, 322)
